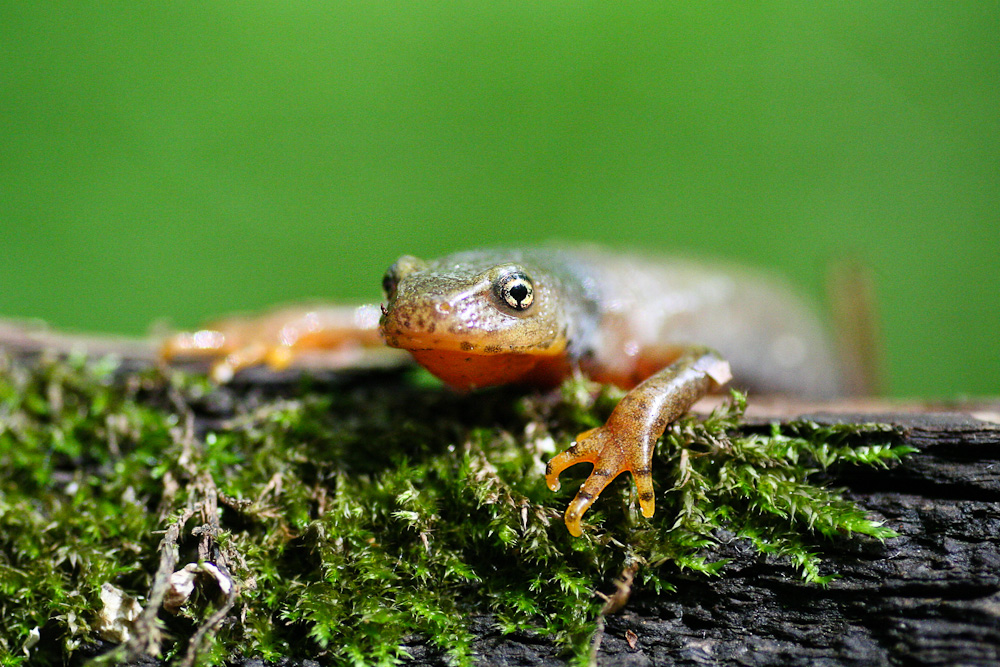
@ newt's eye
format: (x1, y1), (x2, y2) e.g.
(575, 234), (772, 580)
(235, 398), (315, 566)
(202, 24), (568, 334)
(496, 272), (534, 311)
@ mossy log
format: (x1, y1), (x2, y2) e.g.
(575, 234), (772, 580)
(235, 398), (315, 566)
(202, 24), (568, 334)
(398, 405), (1000, 667)
(1, 325), (997, 666)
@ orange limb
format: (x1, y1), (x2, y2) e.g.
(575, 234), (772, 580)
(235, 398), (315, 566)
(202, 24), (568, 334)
(546, 347), (731, 536)
(161, 304), (407, 381)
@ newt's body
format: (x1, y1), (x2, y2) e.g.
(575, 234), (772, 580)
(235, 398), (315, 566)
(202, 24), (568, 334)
(165, 247), (846, 535)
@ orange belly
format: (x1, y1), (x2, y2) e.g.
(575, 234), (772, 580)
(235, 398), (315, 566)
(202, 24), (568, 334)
(408, 349), (569, 390)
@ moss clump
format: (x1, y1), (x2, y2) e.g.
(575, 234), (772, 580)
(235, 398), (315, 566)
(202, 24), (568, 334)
(0, 354), (912, 666)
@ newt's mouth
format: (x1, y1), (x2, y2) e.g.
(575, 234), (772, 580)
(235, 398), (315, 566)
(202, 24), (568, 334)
(381, 328), (566, 357)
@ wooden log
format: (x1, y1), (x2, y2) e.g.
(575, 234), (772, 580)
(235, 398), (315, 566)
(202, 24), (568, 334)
(397, 406), (1000, 666)
(593, 408), (1000, 667)
(1, 321), (997, 666)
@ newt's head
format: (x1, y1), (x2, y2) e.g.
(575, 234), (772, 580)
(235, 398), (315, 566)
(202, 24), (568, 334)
(379, 252), (570, 389)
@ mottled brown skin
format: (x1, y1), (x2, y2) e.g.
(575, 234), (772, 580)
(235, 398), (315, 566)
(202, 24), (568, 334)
(164, 246), (844, 535)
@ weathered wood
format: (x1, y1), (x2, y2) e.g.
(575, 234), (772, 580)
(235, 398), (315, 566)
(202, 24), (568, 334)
(2, 321), (997, 666)
(123, 396), (997, 666)
(403, 407), (1000, 667)
(592, 409), (1000, 667)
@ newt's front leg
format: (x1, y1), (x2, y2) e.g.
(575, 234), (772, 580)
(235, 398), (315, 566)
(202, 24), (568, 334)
(161, 304), (408, 381)
(546, 347), (732, 536)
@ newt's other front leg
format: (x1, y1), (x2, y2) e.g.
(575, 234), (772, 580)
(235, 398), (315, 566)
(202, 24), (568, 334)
(546, 347), (732, 536)
(161, 304), (407, 381)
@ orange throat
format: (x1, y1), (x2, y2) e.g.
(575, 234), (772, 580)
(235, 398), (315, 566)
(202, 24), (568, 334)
(407, 349), (569, 390)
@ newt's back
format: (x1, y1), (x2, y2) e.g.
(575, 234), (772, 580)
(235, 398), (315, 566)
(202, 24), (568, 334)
(563, 248), (847, 398)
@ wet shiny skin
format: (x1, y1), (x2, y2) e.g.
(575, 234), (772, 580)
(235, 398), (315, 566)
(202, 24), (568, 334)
(165, 246), (843, 535)
(378, 247), (837, 535)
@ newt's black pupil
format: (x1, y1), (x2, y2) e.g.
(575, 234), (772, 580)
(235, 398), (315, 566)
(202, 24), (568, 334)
(509, 283), (528, 305)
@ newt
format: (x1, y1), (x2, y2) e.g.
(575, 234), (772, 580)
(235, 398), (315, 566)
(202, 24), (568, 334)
(163, 246), (848, 536)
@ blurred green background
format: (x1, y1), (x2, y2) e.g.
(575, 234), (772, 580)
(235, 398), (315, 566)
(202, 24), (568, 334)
(2, 3), (996, 397)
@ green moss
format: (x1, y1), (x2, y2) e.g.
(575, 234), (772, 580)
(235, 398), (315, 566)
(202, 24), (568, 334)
(0, 355), (913, 666)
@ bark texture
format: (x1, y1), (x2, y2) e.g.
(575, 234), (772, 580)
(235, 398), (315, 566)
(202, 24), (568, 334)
(408, 409), (1000, 667)
(193, 405), (999, 667)
(595, 410), (1000, 667)
(2, 324), (996, 666)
